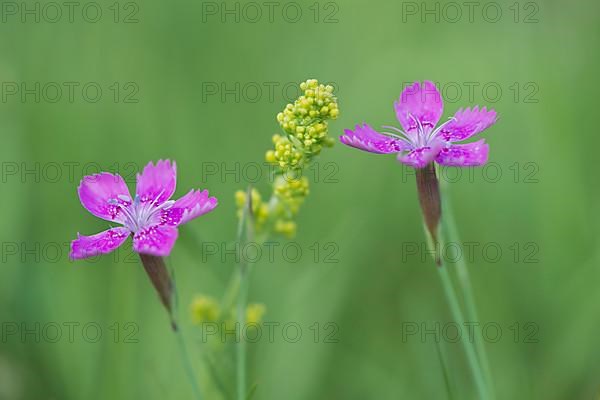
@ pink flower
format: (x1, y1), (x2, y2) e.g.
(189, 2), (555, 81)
(340, 81), (498, 168)
(70, 160), (218, 259)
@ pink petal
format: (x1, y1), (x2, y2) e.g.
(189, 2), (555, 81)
(395, 81), (444, 136)
(136, 160), (177, 205)
(78, 173), (132, 223)
(438, 107), (497, 142)
(133, 225), (178, 256)
(161, 189), (218, 226)
(435, 139), (489, 167)
(70, 227), (130, 260)
(339, 124), (408, 154)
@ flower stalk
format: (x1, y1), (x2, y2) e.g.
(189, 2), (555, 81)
(236, 186), (254, 400)
(415, 163), (442, 265)
(422, 185), (493, 399)
(139, 254), (177, 330)
(440, 191), (495, 398)
(435, 258), (488, 399)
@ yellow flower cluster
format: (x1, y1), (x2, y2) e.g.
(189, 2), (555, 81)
(246, 303), (266, 325)
(274, 219), (297, 238)
(190, 294), (266, 327)
(236, 78), (339, 239)
(190, 295), (220, 324)
(274, 176), (309, 215)
(265, 134), (304, 169)
(272, 79), (339, 169)
(235, 188), (270, 232)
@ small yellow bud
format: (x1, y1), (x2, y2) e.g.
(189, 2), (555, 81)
(274, 220), (297, 238)
(246, 303), (266, 325)
(235, 190), (246, 207)
(190, 295), (220, 324)
(265, 150), (276, 163)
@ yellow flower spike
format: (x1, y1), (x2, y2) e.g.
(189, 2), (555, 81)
(250, 188), (261, 206)
(235, 190), (247, 208)
(237, 79), (339, 237)
(274, 220), (297, 238)
(190, 295), (220, 324)
(256, 204), (270, 225)
(246, 304), (266, 325)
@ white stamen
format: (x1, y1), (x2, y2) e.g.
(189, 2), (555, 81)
(381, 126), (414, 146)
(428, 116), (457, 142)
(109, 189), (172, 233)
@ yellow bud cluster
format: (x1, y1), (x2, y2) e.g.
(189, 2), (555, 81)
(275, 79), (339, 157)
(274, 176), (309, 215)
(190, 295), (220, 324)
(266, 134), (304, 170)
(235, 189), (270, 231)
(236, 79), (339, 239)
(274, 220), (297, 239)
(246, 303), (266, 325)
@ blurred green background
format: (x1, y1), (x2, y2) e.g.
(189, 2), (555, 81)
(1, 0), (598, 398)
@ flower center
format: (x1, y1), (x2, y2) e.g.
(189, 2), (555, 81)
(108, 192), (174, 233)
(381, 114), (457, 150)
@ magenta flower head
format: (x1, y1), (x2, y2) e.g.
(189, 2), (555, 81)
(70, 160), (218, 260)
(70, 160), (218, 328)
(340, 81), (497, 168)
(340, 81), (498, 263)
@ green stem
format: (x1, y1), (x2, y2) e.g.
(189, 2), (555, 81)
(236, 186), (255, 400)
(169, 268), (203, 400)
(436, 261), (488, 400)
(441, 194), (495, 399)
(236, 261), (250, 400)
(174, 327), (204, 400)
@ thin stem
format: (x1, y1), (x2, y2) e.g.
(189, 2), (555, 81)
(436, 261), (488, 400)
(174, 327), (204, 400)
(236, 261), (250, 400)
(416, 165), (491, 398)
(168, 267), (204, 400)
(236, 186), (255, 400)
(441, 194), (495, 399)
